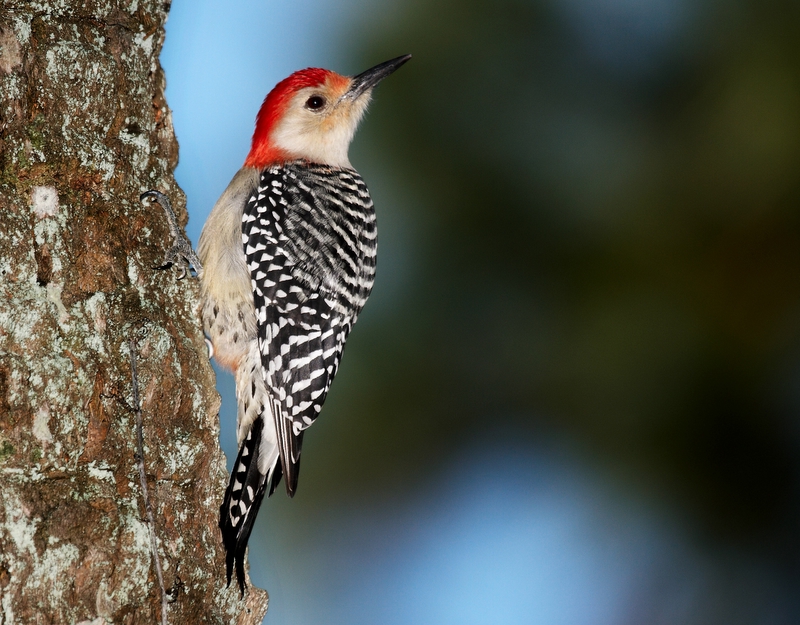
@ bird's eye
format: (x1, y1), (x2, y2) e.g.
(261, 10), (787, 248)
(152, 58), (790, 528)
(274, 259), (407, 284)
(305, 95), (326, 110)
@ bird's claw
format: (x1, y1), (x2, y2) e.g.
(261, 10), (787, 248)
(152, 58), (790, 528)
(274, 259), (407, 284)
(141, 190), (203, 278)
(154, 242), (196, 279)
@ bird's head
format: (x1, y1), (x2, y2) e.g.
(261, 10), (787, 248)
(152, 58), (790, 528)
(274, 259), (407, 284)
(245, 54), (411, 170)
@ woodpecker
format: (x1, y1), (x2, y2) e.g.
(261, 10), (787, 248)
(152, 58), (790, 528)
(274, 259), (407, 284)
(195, 54), (410, 593)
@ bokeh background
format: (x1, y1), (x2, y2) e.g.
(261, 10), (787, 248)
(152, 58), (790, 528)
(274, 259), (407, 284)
(162, 1), (800, 623)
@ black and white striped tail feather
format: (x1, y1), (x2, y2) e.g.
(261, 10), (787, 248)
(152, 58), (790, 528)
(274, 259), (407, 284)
(219, 416), (280, 595)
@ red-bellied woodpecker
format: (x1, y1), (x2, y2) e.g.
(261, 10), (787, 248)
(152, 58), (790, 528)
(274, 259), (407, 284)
(177, 54), (411, 593)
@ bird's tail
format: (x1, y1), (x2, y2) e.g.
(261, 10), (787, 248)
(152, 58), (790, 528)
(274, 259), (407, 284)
(219, 415), (280, 595)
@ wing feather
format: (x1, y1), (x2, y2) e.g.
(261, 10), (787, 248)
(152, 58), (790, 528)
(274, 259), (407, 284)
(242, 163), (374, 495)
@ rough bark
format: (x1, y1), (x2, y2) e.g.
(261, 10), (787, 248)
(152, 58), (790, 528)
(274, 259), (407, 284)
(0, 2), (268, 623)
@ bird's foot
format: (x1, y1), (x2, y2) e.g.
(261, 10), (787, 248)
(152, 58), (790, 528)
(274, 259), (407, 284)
(141, 190), (203, 279)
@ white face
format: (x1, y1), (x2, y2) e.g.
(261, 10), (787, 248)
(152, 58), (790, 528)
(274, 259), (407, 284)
(270, 81), (373, 168)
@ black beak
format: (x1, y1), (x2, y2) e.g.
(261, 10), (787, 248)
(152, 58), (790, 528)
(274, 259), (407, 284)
(346, 54), (412, 100)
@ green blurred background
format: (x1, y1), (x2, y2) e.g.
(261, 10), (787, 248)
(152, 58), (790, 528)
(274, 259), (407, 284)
(163, 0), (800, 622)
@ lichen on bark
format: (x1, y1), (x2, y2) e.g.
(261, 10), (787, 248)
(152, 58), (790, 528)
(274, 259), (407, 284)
(0, 2), (268, 623)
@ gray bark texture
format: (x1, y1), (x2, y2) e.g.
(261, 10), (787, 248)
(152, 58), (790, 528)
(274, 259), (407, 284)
(0, 1), (269, 623)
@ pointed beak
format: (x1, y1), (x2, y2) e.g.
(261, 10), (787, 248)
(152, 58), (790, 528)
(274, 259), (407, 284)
(345, 54), (412, 100)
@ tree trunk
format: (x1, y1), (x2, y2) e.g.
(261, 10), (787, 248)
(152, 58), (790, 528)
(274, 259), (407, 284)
(0, 2), (268, 623)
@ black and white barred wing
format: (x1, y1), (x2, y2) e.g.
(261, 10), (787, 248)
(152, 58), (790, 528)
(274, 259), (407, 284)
(242, 163), (375, 495)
